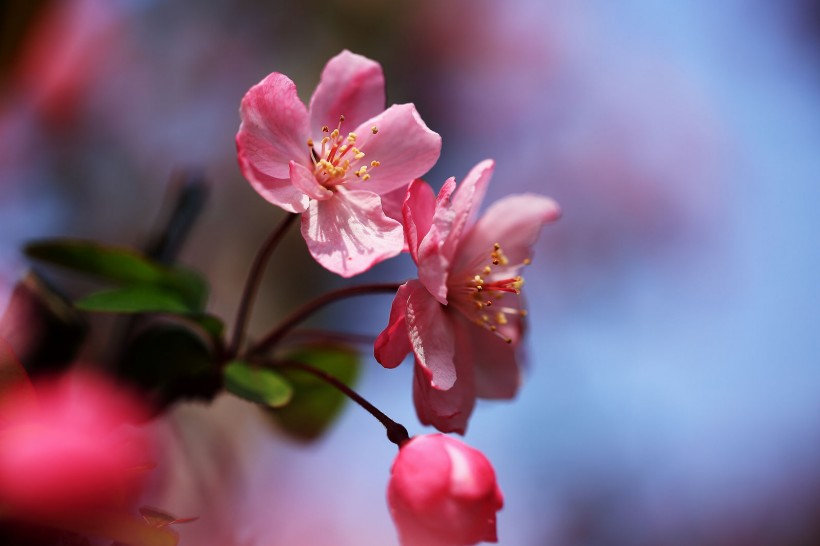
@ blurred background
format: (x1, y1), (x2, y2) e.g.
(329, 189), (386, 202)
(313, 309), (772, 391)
(2, 0), (820, 544)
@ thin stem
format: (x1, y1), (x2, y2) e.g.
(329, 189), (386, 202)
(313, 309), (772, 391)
(270, 359), (409, 446)
(247, 282), (401, 357)
(228, 213), (298, 358)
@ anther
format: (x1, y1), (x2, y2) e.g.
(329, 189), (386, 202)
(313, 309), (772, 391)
(322, 125), (329, 132)
(371, 160), (380, 168)
(307, 139), (314, 147)
(371, 126), (379, 134)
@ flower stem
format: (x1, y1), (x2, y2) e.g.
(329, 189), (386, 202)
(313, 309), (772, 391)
(228, 213), (298, 358)
(269, 359), (409, 447)
(246, 282), (402, 357)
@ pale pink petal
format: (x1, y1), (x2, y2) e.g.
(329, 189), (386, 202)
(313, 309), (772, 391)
(442, 160), (495, 263)
(289, 161), (333, 201)
(402, 179), (436, 264)
(239, 160), (309, 213)
(308, 50), (385, 137)
(380, 181), (412, 253)
(455, 193), (561, 276)
(452, 159), (494, 230)
(454, 316), (522, 400)
(348, 104), (441, 196)
(415, 177), (457, 304)
(412, 357), (475, 435)
(237, 72), (310, 180)
(374, 282), (415, 369)
(405, 283), (456, 390)
(301, 189), (404, 277)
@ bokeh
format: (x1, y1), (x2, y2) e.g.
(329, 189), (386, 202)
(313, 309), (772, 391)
(2, 0), (819, 544)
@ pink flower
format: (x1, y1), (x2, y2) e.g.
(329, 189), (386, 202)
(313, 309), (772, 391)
(0, 371), (154, 518)
(236, 50), (442, 277)
(387, 434), (503, 546)
(375, 160), (560, 433)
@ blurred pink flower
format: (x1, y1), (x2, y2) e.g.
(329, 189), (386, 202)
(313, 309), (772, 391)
(387, 434), (503, 546)
(236, 50), (441, 277)
(0, 370), (154, 518)
(375, 160), (560, 433)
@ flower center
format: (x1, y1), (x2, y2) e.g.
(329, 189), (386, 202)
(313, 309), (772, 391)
(306, 115), (380, 187)
(462, 243), (530, 344)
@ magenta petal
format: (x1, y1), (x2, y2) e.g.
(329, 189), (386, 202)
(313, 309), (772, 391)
(349, 104), (442, 196)
(412, 357), (475, 435)
(308, 50), (386, 137)
(456, 193), (561, 275)
(403, 180), (436, 264)
(239, 160), (309, 213)
(289, 161), (332, 201)
(301, 189), (404, 277)
(375, 282), (414, 369)
(405, 283), (456, 390)
(237, 72), (310, 181)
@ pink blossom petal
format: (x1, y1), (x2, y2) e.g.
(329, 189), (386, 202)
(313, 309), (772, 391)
(443, 160), (495, 263)
(405, 283), (456, 390)
(240, 160), (309, 213)
(455, 193), (561, 276)
(452, 159), (494, 230)
(402, 179), (436, 264)
(301, 189), (404, 278)
(289, 161), (333, 201)
(349, 104), (441, 196)
(412, 358), (475, 435)
(237, 72), (310, 180)
(380, 181), (412, 253)
(375, 282), (414, 369)
(416, 177), (457, 304)
(455, 316), (522, 400)
(308, 50), (386, 137)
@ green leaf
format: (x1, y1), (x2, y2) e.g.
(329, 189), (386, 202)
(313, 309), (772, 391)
(224, 360), (293, 408)
(186, 313), (225, 340)
(269, 344), (360, 442)
(26, 239), (170, 285)
(118, 325), (220, 409)
(25, 239), (208, 312)
(165, 267), (208, 311)
(75, 285), (193, 314)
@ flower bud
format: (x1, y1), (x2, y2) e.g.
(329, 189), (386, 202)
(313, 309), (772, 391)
(387, 434), (503, 546)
